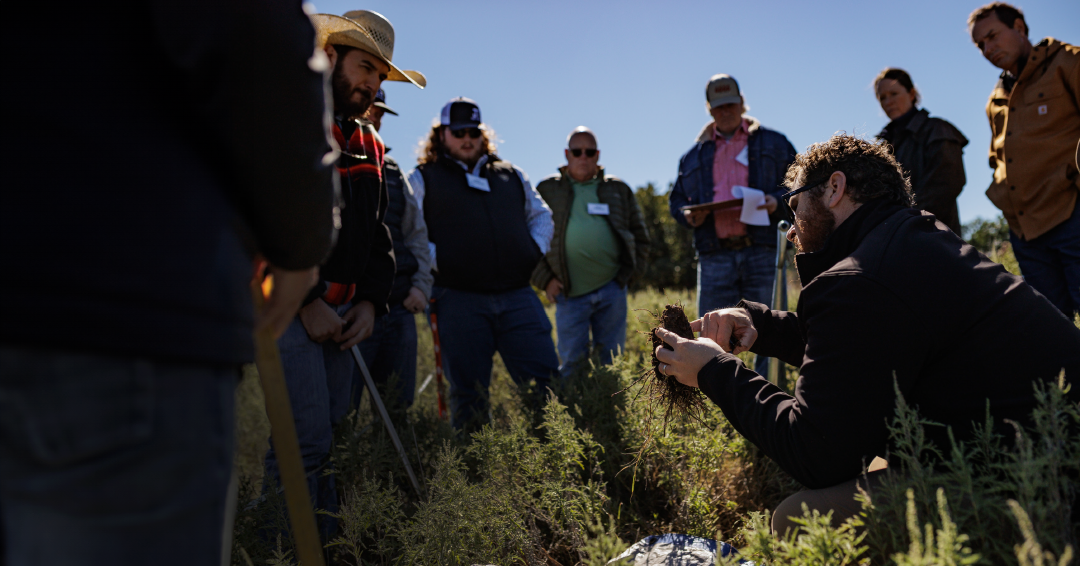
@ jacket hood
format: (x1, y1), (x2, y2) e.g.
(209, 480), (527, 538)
(1037, 37), (1065, 61)
(695, 115), (761, 143)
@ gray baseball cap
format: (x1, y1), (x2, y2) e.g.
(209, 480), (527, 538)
(706, 74), (742, 108)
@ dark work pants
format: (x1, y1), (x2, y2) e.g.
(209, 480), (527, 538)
(429, 285), (558, 431)
(1010, 202), (1080, 319)
(354, 304), (418, 409)
(0, 346), (237, 565)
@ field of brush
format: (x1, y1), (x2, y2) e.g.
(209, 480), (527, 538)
(230, 233), (1077, 565)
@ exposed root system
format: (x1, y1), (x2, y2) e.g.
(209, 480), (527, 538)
(616, 303), (708, 435)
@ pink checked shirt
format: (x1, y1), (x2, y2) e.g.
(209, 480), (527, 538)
(711, 119), (750, 238)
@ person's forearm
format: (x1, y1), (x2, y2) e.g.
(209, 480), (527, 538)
(696, 354), (867, 489)
(737, 300), (805, 366)
(669, 179), (693, 227)
(353, 225), (395, 316)
(531, 258), (556, 290)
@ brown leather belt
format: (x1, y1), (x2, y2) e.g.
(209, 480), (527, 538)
(716, 235), (754, 250)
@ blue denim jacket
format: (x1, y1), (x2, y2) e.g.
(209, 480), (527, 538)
(668, 117), (797, 253)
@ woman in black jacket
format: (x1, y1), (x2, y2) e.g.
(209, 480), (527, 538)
(874, 68), (968, 234)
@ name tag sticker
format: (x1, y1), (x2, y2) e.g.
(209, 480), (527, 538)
(466, 174), (491, 192)
(587, 203), (610, 215)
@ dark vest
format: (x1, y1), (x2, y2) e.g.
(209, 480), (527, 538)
(383, 155), (419, 304)
(420, 155), (541, 293)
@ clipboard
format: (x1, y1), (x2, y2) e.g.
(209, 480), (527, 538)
(680, 198), (743, 213)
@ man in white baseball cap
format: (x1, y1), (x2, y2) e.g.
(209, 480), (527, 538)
(407, 98), (558, 433)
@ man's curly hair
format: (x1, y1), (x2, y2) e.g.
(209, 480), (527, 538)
(783, 134), (914, 207)
(415, 119), (499, 165)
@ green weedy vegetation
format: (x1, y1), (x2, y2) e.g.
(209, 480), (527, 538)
(231, 211), (1079, 564)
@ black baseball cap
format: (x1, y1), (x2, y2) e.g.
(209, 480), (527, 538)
(440, 97), (483, 131)
(372, 88), (397, 115)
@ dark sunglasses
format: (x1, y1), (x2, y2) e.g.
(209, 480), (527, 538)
(450, 127), (483, 139)
(781, 178), (827, 212)
(568, 148), (598, 158)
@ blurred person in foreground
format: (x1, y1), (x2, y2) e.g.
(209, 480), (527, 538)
(407, 98), (557, 432)
(969, 2), (1080, 318)
(353, 89), (433, 410)
(873, 67), (968, 234)
(668, 74), (796, 375)
(0, 2), (337, 564)
(653, 135), (1080, 536)
(262, 10), (424, 542)
(532, 126), (651, 378)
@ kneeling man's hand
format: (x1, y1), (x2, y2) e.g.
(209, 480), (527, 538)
(690, 308), (757, 354)
(654, 328), (728, 388)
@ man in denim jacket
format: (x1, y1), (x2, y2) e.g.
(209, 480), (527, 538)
(669, 74), (796, 373)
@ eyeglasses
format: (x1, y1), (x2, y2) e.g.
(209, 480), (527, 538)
(450, 127), (482, 139)
(568, 148), (597, 158)
(781, 178), (826, 213)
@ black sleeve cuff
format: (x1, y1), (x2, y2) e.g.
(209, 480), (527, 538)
(696, 351), (742, 403)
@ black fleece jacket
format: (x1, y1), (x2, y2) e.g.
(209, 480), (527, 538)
(1, 1), (337, 364)
(696, 199), (1080, 489)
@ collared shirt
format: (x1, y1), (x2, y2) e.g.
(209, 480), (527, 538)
(407, 154), (554, 270)
(711, 119), (751, 238)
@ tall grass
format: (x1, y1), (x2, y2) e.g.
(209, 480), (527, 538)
(231, 245), (1078, 565)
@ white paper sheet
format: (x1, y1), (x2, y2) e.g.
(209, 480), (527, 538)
(735, 145), (749, 166)
(730, 186), (769, 226)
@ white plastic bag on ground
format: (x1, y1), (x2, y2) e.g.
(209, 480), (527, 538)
(606, 533), (753, 565)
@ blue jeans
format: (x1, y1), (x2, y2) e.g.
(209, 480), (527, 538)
(429, 285), (558, 430)
(697, 245), (776, 375)
(0, 346), (236, 565)
(1010, 202), (1080, 319)
(555, 279), (628, 377)
(354, 304), (417, 409)
(263, 304), (354, 541)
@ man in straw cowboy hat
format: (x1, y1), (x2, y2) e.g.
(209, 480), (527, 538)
(2, 2), (337, 564)
(263, 9), (425, 541)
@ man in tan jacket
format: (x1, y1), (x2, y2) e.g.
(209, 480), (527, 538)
(969, 2), (1080, 318)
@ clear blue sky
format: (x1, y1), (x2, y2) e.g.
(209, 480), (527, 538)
(315, 0), (1078, 224)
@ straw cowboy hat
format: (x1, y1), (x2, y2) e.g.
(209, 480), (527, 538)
(311, 10), (426, 89)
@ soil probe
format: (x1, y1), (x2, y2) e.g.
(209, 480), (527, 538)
(349, 345), (423, 497)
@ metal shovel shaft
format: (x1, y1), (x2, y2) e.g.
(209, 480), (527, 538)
(349, 345), (423, 497)
(767, 220), (791, 384)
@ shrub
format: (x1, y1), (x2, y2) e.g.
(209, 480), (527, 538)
(632, 183), (697, 292)
(232, 290), (1079, 564)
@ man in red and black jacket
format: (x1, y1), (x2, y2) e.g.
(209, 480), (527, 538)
(262, 10), (425, 542)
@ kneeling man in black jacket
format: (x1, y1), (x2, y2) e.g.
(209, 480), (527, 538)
(653, 134), (1080, 535)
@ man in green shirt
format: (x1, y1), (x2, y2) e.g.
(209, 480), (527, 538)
(533, 127), (651, 377)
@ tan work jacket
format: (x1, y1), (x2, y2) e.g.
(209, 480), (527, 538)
(985, 37), (1080, 240)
